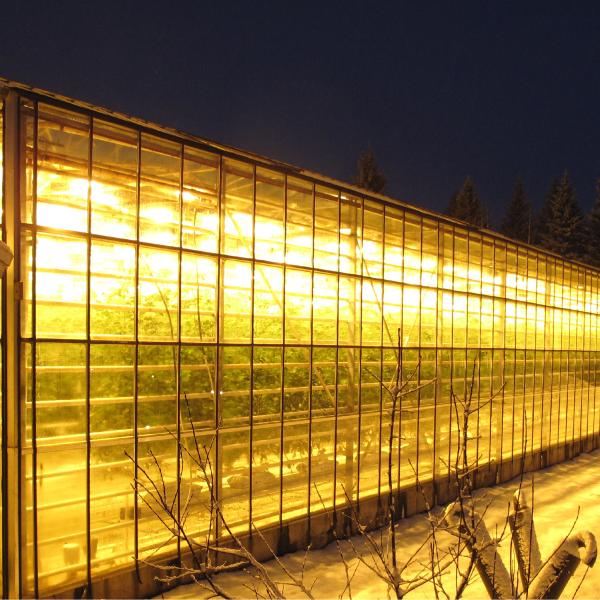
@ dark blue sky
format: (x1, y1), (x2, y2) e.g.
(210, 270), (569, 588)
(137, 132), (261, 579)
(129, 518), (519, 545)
(3, 1), (600, 224)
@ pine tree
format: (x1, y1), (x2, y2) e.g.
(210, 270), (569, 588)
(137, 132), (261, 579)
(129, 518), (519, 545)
(500, 178), (532, 243)
(537, 171), (584, 260)
(355, 147), (387, 193)
(447, 176), (486, 227)
(584, 179), (600, 268)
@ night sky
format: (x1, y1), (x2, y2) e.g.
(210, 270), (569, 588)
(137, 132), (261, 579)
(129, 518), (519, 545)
(2, 1), (600, 224)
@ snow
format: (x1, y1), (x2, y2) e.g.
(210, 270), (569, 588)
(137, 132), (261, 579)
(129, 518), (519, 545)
(163, 449), (600, 599)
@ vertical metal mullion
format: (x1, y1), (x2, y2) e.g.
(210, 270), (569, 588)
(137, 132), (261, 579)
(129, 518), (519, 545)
(414, 220), (423, 484)
(4, 90), (23, 600)
(175, 143), (183, 562)
(434, 225), (443, 490)
(510, 250), (518, 466)
(585, 275), (592, 446)
(307, 182), (315, 525)
(447, 228), (455, 485)
(558, 261), (564, 449)
(332, 191), (341, 515)
(214, 155), (223, 542)
(31, 101), (39, 599)
(521, 252), (529, 463)
(376, 203), (384, 506)
(396, 211), (406, 493)
(278, 176), (287, 530)
(85, 115), (93, 594)
(356, 203), (368, 510)
(475, 240), (483, 475)
(548, 260), (556, 452)
(248, 165), (256, 536)
(133, 130), (141, 571)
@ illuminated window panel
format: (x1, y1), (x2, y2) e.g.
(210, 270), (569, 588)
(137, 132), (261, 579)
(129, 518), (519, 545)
(139, 134), (181, 247)
(361, 279), (383, 346)
(22, 99), (35, 225)
(36, 233), (87, 339)
(312, 272), (338, 344)
(222, 159), (253, 258)
(253, 346), (282, 422)
(421, 219), (438, 287)
(220, 346), (251, 427)
(180, 253), (217, 342)
(36, 104), (90, 233)
(420, 289), (437, 347)
(90, 344), (135, 439)
(222, 259), (252, 343)
(312, 347), (336, 418)
(313, 185), (339, 271)
(252, 422), (281, 528)
(90, 442), (135, 578)
(283, 346), (311, 419)
(361, 200), (383, 279)
(255, 168), (284, 263)
(338, 275), (361, 346)
(282, 421), (309, 521)
(137, 438), (178, 560)
(403, 215), (422, 285)
(182, 147), (219, 252)
(180, 345), (216, 430)
(335, 412), (359, 505)
(285, 177), (313, 268)
(138, 246), (179, 342)
(253, 264), (283, 343)
(310, 418), (335, 511)
(284, 268), (312, 344)
(92, 120), (138, 240)
(220, 428), (250, 535)
(384, 206), (404, 282)
(35, 342), (87, 444)
(90, 240), (136, 340)
(339, 194), (362, 275)
(383, 282), (403, 344)
(402, 286), (421, 347)
(35, 448), (88, 590)
(137, 345), (177, 433)
(178, 429), (215, 540)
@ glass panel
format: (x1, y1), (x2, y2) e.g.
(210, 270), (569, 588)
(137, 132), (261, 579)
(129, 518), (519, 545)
(255, 168), (284, 262)
(139, 134), (181, 246)
(90, 240), (136, 340)
(37, 104), (90, 233)
(92, 120), (138, 239)
(180, 345), (216, 430)
(182, 147), (219, 252)
(36, 233), (87, 339)
(313, 185), (338, 271)
(181, 253), (217, 342)
(138, 247), (179, 341)
(222, 159), (253, 258)
(222, 259), (252, 343)
(286, 177), (313, 267)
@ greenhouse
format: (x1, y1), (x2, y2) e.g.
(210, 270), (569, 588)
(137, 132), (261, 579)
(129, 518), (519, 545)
(0, 78), (599, 598)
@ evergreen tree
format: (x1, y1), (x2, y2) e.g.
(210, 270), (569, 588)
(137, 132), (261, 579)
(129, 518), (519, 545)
(355, 147), (387, 193)
(584, 179), (600, 268)
(500, 178), (532, 243)
(447, 176), (486, 227)
(537, 171), (584, 260)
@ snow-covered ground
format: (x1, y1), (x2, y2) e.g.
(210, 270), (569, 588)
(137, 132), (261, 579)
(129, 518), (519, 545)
(164, 450), (600, 599)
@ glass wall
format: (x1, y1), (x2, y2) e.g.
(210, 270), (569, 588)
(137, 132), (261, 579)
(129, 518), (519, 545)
(11, 96), (600, 595)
